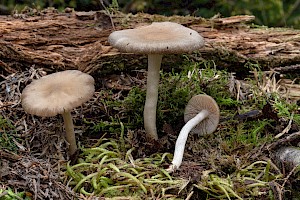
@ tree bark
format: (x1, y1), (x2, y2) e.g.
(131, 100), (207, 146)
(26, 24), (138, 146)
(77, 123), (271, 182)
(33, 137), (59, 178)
(0, 9), (300, 76)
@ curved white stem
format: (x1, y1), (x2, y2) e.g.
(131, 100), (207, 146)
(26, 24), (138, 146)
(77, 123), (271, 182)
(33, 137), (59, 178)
(144, 54), (163, 140)
(169, 110), (209, 171)
(62, 111), (77, 156)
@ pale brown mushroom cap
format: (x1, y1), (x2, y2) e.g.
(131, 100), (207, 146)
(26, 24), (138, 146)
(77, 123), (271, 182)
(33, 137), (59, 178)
(184, 94), (220, 135)
(108, 22), (204, 54)
(21, 70), (95, 117)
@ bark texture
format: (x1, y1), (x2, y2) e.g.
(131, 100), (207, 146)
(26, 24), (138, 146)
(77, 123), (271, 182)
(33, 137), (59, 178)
(1, 9), (300, 76)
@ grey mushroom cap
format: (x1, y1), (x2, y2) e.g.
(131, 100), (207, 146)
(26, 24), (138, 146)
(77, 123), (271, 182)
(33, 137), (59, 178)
(21, 70), (95, 117)
(108, 22), (204, 54)
(184, 94), (220, 135)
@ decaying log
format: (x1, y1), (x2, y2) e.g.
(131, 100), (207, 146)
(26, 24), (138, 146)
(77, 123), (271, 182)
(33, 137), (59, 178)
(0, 9), (300, 76)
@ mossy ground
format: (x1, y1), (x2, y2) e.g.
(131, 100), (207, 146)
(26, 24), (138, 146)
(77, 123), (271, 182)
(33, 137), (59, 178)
(0, 57), (300, 199)
(73, 59), (299, 199)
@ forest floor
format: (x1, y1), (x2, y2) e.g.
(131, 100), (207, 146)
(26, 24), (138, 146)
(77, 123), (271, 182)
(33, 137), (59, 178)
(1, 59), (300, 200)
(1, 8), (300, 200)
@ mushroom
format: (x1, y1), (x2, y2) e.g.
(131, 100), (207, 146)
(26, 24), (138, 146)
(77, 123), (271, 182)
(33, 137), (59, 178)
(108, 22), (204, 140)
(168, 94), (220, 172)
(21, 70), (95, 156)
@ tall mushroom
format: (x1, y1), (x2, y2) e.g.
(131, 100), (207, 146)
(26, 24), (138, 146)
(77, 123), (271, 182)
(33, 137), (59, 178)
(21, 70), (95, 156)
(168, 94), (220, 172)
(108, 22), (204, 140)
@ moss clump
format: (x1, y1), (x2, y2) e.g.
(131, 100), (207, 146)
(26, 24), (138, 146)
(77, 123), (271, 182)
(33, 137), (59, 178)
(0, 187), (31, 200)
(0, 116), (19, 152)
(65, 137), (184, 198)
(194, 160), (282, 199)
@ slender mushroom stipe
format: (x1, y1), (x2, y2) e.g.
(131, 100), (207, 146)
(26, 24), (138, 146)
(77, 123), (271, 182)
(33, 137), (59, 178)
(144, 54), (163, 138)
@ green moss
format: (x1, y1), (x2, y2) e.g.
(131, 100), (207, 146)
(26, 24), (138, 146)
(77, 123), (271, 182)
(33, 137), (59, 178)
(0, 116), (18, 152)
(223, 119), (273, 152)
(0, 187), (31, 200)
(66, 137), (181, 198)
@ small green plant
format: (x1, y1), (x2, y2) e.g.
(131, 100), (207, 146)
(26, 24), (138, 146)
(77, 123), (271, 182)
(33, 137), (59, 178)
(0, 187), (31, 200)
(122, 86), (146, 127)
(110, 0), (119, 11)
(273, 96), (300, 125)
(220, 118), (273, 156)
(0, 116), (14, 130)
(0, 116), (18, 152)
(197, 61), (238, 108)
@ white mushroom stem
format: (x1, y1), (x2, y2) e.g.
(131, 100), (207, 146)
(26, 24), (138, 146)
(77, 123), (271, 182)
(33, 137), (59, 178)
(144, 54), (163, 140)
(170, 109), (209, 171)
(62, 111), (77, 156)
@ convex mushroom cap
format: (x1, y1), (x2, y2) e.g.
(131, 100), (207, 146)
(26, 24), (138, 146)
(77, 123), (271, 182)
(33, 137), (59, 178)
(21, 70), (95, 116)
(184, 94), (220, 135)
(108, 21), (204, 54)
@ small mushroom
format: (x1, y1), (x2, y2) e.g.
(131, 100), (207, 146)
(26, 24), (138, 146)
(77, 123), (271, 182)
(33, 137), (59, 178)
(168, 94), (220, 172)
(21, 70), (95, 156)
(108, 22), (204, 140)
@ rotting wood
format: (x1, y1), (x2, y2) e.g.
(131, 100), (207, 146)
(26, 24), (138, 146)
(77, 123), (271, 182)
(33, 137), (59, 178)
(0, 9), (300, 76)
